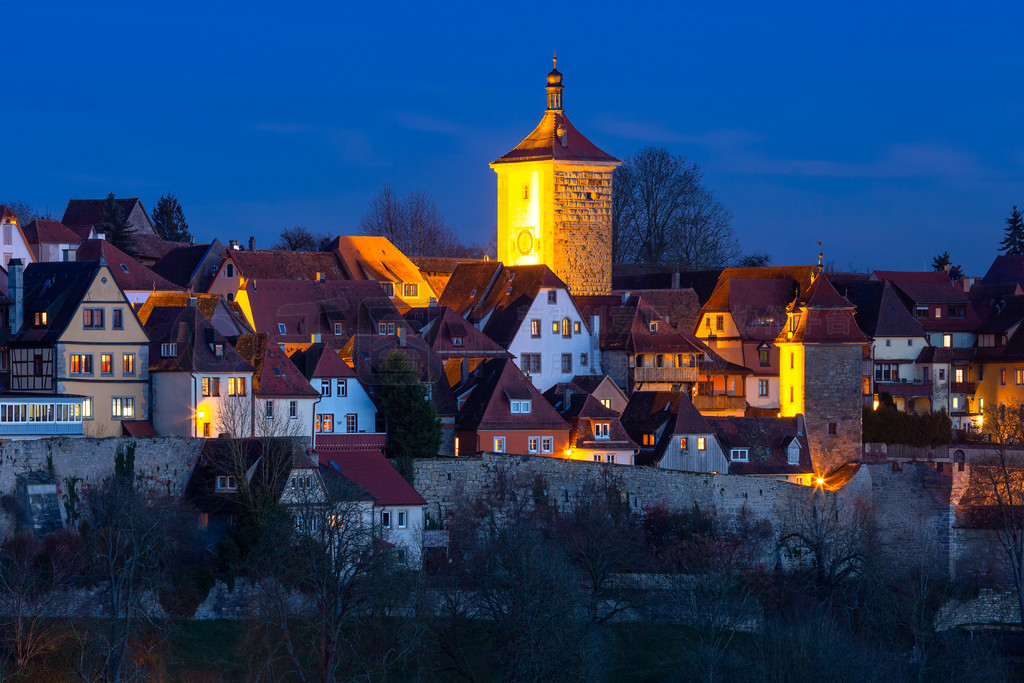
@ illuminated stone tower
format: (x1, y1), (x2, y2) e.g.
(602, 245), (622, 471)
(491, 56), (620, 295)
(776, 274), (870, 476)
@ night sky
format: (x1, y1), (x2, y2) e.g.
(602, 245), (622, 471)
(6, 1), (1024, 275)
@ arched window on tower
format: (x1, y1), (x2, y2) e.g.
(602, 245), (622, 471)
(561, 318), (571, 338)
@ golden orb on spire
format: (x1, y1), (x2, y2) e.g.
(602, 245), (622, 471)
(547, 50), (563, 86)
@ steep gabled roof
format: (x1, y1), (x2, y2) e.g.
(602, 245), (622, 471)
(564, 395), (637, 452)
(132, 234), (188, 262)
(620, 391), (711, 466)
(403, 306), (508, 357)
(185, 437), (305, 514)
(21, 219), (81, 247)
(981, 255), (1024, 287)
(439, 263), (569, 348)
(320, 452), (425, 506)
(12, 261), (102, 345)
(456, 357), (567, 432)
(492, 110), (619, 165)
(619, 288), (702, 333)
(703, 266), (818, 313)
(288, 342), (357, 381)
(234, 333), (319, 398)
(832, 279), (926, 339)
(226, 249), (346, 282)
(242, 279), (394, 345)
(75, 239), (182, 292)
(872, 270), (969, 304)
(576, 294), (705, 354)
(777, 276), (870, 345)
(152, 243), (217, 287)
(706, 415), (812, 475)
(331, 235), (432, 286)
(144, 305), (253, 373)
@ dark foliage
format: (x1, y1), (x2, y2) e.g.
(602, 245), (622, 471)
(151, 194), (192, 242)
(863, 401), (952, 446)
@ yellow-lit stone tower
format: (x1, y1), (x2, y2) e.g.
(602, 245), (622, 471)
(491, 56), (620, 295)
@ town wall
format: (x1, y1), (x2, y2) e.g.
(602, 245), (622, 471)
(0, 436), (202, 537)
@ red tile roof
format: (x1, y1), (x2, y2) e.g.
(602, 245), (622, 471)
(331, 235), (430, 286)
(21, 219), (81, 246)
(777, 276), (870, 345)
(288, 342), (357, 380)
(319, 451), (425, 506)
(75, 239), (183, 292)
(492, 110), (619, 165)
(234, 333), (319, 398)
(132, 233), (189, 262)
(456, 358), (568, 432)
(706, 415), (812, 476)
(122, 420), (158, 438)
(227, 249), (347, 282)
(144, 305), (253, 373)
(62, 198), (151, 235)
(403, 306), (508, 357)
(620, 391), (712, 467)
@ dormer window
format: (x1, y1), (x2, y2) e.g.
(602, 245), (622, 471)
(594, 422), (610, 439)
(334, 322), (342, 335)
(216, 475), (237, 492)
(316, 271), (324, 282)
(915, 305), (928, 318)
(213, 343), (224, 357)
(120, 263), (129, 273)
(730, 449), (748, 462)
(642, 433), (655, 446)
(378, 322), (396, 335)
(510, 399), (532, 414)
(34, 312), (46, 326)
(403, 283), (418, 297)
(649, 321), (659, 334)
(935, 308), (942, 319)
(161, 342), (177, 357)
(758, 345), (770, 367)
(787, 441), (800, 465)
(277, 323), (287, 335)
(452, 336), (464, 347)
(382, 282), (394, 296)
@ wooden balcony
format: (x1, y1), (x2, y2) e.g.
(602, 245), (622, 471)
(633, 366), (699, 384)
(693, 394), (747, 413)
(950, 381), (976, 395)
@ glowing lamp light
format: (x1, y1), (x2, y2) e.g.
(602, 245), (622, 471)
(564, 449), (572, 459)
(872, 398), (880, 411)
(196, 409), (206, 420)
(816, 477), (825, 486)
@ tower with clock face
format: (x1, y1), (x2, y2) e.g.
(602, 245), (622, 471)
(491, 57), (620, 295)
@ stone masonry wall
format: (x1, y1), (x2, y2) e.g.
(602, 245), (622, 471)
(0, 437), (203, 538)
(805, 345), (863, 474)
(553, 167), (613, 295)
(413, 453), (810, 523)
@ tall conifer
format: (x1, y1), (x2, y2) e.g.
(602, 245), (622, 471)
(1000, 205), (1024, 255)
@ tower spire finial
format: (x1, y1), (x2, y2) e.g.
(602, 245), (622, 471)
(546, 52), (564, 111)
(553, 50), (557, 69)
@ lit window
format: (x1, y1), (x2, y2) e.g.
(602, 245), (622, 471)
(100, 354), (112, 374)
(943, 334), (952, 348)
(111, 397), (134, 419)
(552, 321), (559, 334)
(317, 414), (334, 432)
(403, 283), (418, 297)
(649, 321), (658, 333)
(574, 321), (582, 334)
(34, 311), (47, 326)
(493, 437), (505, 453)
(541, 436), (553, 453)
(528, 436), (540, 453)
(123, 354), (135, 375)
(531, 319), (541, 337)
(198, 513), (209, 530)
(82, 398), (93, 419)
(562, 318), (572, 338)
(643, 433), (655, 446)
(730, 449), (749, 462)
(680, 437), (688, 450)
(70, 354), (93, 374)
(697, 437), (706, 451)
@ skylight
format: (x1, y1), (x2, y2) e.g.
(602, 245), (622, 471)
(120, 264), (129, 273)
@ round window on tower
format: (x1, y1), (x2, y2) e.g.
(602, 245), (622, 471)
(517, 230), (534, 255)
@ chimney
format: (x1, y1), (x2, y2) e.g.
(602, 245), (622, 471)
(9, 258), (23, 335)
(229, 240), (239, 250)
(187, 295), (197, 307)
(429, 297), (437, 307)
(248, 235), (256, 251)
(672, 272), (681, 290)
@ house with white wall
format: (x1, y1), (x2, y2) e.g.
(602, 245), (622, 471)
(440, 262), (599, 391)
(288, 342), (379, 445)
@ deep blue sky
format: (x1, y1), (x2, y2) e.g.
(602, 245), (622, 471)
(6, 1), (1024, 275)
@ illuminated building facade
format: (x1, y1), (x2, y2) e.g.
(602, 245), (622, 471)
(491, 57), (619, 295)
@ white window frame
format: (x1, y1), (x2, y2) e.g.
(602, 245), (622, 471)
(528, 436), (540, 454)
(493, 437), (505, 453)
(397, 510), (408, 528)
(730, 448), (749, 462)
(541, 436), (553, 454)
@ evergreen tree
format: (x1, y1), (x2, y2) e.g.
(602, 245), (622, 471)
(1000, 205), (1024, 255)
(97, 192), (137, 255)
(932, 252), (951, 271)
(376, 351), (442, 467)
(151, 193), (192, 242)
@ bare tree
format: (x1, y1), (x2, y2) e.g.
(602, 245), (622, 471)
(274, 226), (328, 252)
(0, 529), (85, 676)
(1, 200), (58, 226)
(360, 183), (458, 257)
(612, 147), (740, 268)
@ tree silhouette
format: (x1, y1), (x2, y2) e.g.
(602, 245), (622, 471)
(151, 194), (191, 242)
(1000, 205), (1024, 255)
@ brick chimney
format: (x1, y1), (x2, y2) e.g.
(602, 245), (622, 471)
(248, 235), (256, 251)
(9, 258), (23, 335)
